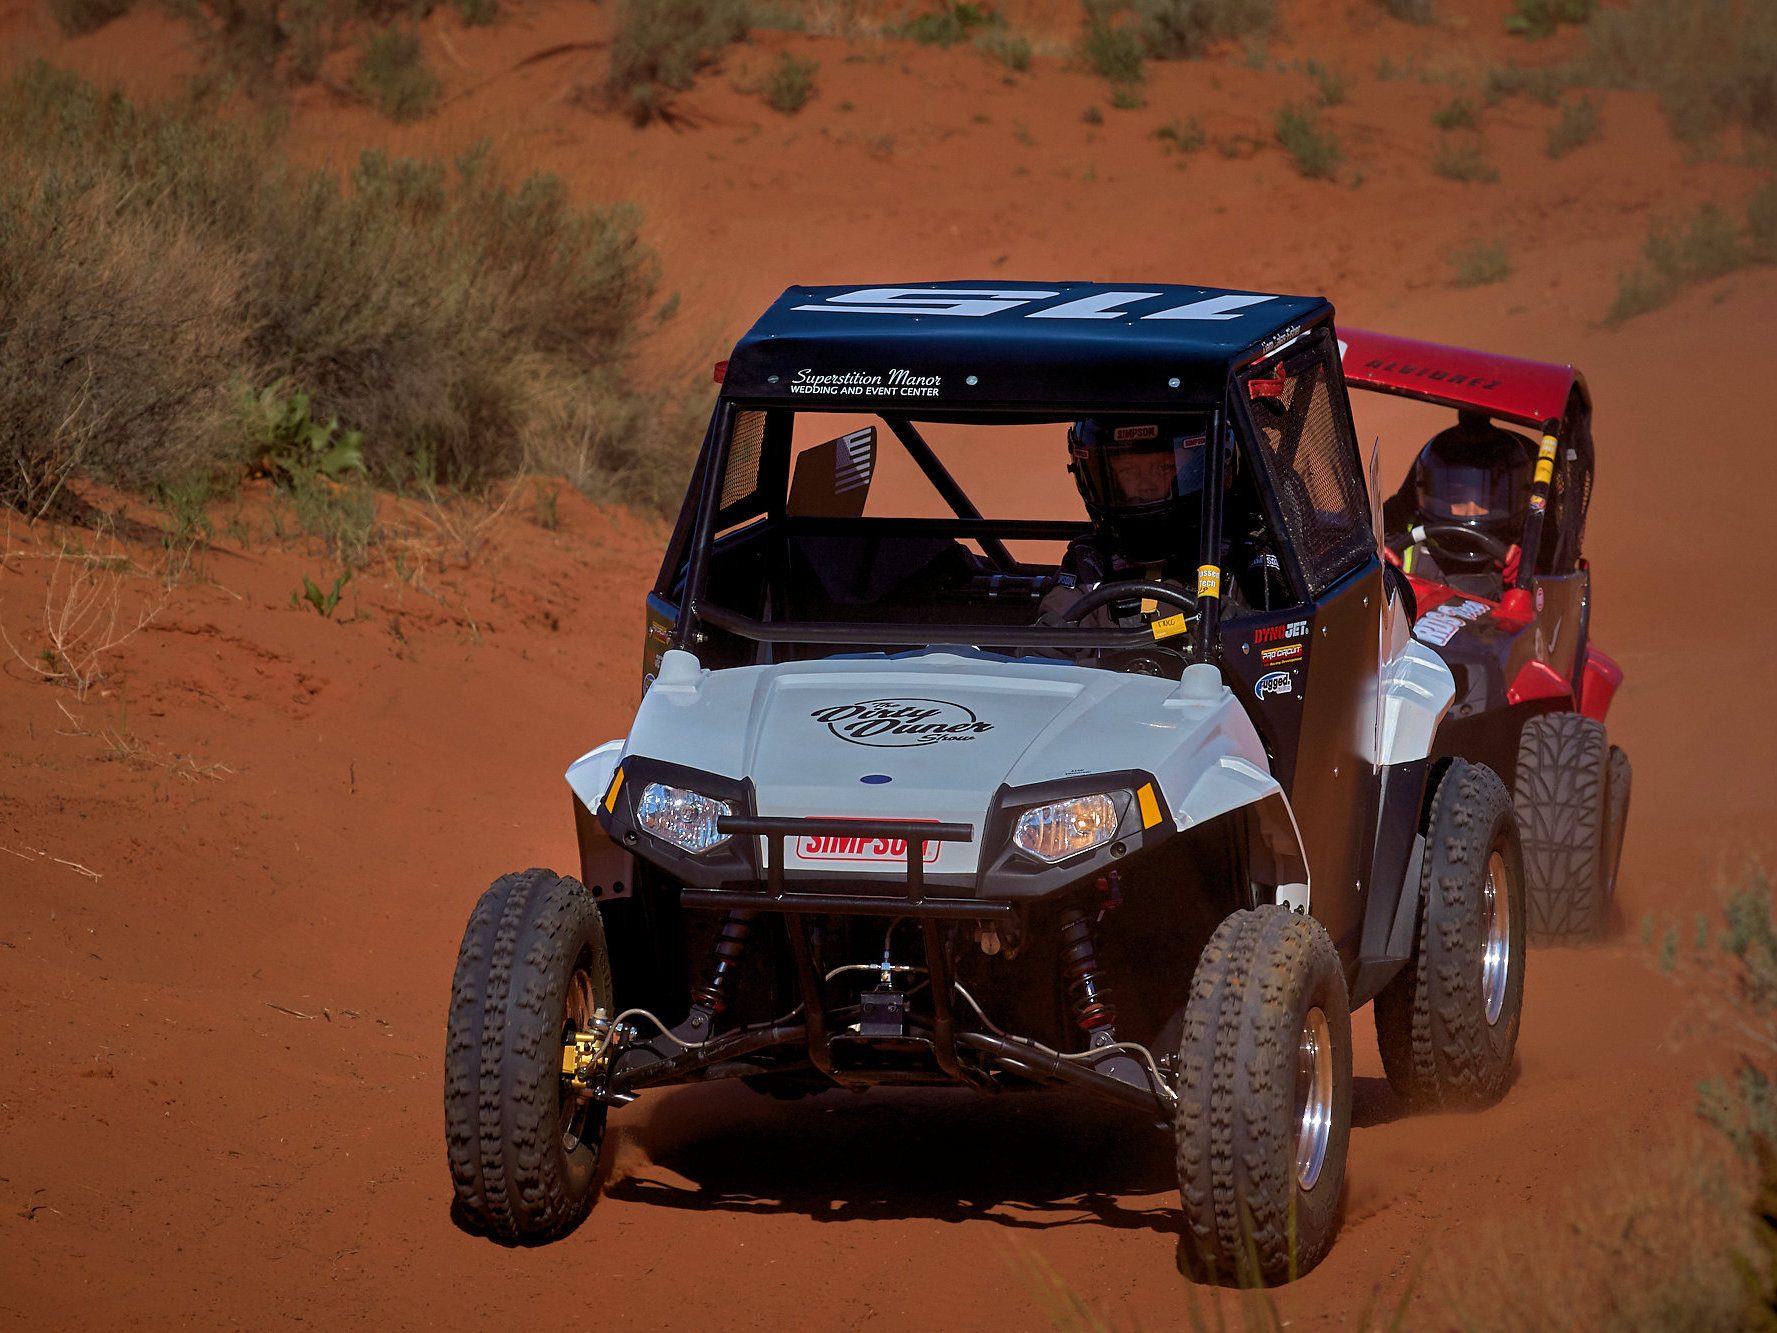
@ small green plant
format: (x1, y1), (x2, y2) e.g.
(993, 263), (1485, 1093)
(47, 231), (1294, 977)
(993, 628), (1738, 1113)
(1432, 135), (1500, 182)
(1306, 58), (1346, 107)
(531, 480), (559, 531)
(1607, 204), (1747, 324)
(355, 30), (441, 124)
(453, 0), (499, 25)
(1505, 0), (1596, 39)
(1432, 97), (1477, 131)
(293, 474), (380, 565)
(1452, 239), (1512, 287)
(1082, 104), (1104, 125)
(243, 384), (366, 485)
(762, 53), (817, 112)
(604, 0), (750, 126)
(1483, 63), (1565, 106)
(1109, 83), (1145, 109)
(1545, 95), (1601, 158)
(1153, 114), (1206, 153)
(1013, 120), (1034, 146)
(899, 2), (999, 46)
(1274, 101), (1342, 180)
(1134, 0), (1275, 59)
(46, 0), (133, 35)
(972, 28), (1030, 71)
(300, 568), (352, 618)
(1377, 0), (1434, 21)
(155, 474), (215, 551)
(1080, 0), (1145, 85)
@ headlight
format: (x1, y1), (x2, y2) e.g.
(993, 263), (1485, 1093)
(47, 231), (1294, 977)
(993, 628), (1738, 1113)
(1013, 793), (1119, 863)
(636, 783), (732, 855)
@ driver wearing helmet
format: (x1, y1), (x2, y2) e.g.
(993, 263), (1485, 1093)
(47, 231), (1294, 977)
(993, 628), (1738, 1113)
(1383, 410), (1534, 598)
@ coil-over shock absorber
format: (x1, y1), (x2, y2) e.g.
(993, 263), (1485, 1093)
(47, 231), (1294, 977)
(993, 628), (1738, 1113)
(1058, 906), (1114, 1033)
(691, 909), (757, 1014)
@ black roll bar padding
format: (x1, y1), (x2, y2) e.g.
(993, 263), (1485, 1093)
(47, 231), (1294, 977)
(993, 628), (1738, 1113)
(955, 1031), (1170, 1115)
(674, 400), (736, 653)
(881, 416), (1018, 572)
(1194, 404), (1225, 666)
(697, 601), (1163, 650)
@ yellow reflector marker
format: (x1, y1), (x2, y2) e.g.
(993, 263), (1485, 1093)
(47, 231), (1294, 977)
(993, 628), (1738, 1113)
(1151, 612), (1190, 641)
(1196, 564), (1220, 599)
(603, 767), (624, 813)
(1533, 433), (1557, 486)
(1137, 783), (1162, 829)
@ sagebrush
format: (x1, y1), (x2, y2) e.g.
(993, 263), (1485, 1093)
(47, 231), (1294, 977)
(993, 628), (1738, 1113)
(603, 0), (751, 125)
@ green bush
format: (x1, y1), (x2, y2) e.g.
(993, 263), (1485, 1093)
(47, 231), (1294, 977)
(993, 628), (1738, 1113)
(1432, 96), (1476, 130)
(973, 28), (1031, 71)
(1153, 114), (1206, 153)
(1451, 239), (1511, 287)
(453, 0), (498, 25)
(1505, 0), (1596, 40)
(1545, 95), (1601, 158)
(355, 30), (441, 123)
(1483, 62), (1566, 107)
(1133, 0), (1273, 60)
(1607, 204), (1747, 323)
(1432, 135), (1500, 182)
(1274, 101), (1341, 179)
(0, 64), (689, 519)
(898, 2), (999, 46)
(1584, 0), (1777, 144)
(1079, 0), (1145, 84)
(762, 52), (816, 112)
(1377, 0), (1434, 22)
(1306, 57), (1346, 107)
(604, 0), (750, 126)
(47, 0), (134, 36)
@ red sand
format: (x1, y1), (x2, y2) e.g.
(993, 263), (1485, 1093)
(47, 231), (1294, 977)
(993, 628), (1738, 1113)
(3, 1), (1775, 1324)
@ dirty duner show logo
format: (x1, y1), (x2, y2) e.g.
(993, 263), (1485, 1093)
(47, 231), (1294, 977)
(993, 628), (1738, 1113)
(811, 698), (993, 747)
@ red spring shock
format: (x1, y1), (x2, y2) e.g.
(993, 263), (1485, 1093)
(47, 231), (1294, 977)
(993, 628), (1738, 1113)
(1058, 906), (1114, 1032)
(691, 910), (756, 1013)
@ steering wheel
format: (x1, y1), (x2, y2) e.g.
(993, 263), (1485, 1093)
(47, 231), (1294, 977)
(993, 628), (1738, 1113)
(1060, 579), (1198, 624)
(1410, 522), (1512, 566)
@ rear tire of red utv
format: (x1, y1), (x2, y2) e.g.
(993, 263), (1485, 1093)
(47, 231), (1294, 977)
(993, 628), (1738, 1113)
(1375, 759), (1525, 1111)
(445, 868), (614, 1245)
(1174, 906), (1352, 1286)
(1514, 712), (1610, 944)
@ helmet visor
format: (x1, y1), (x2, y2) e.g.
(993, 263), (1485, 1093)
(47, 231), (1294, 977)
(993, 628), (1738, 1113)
(1418, 459), (1524, 522)
(1073, 424), (1208, 511)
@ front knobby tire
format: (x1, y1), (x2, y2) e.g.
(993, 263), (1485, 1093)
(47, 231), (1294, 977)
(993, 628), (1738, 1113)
(1515, 711), (1610, 943)
(445, 868), (614, 1245)
(1174, 906), (1353, 1285)
(1376, 759), (1525, 1111)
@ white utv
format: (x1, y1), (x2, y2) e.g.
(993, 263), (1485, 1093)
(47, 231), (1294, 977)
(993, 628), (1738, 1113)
(445, 283), (1526, 1284)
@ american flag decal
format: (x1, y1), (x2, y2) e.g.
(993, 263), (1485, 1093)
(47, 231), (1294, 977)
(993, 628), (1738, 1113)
(834, 427), (875, 494)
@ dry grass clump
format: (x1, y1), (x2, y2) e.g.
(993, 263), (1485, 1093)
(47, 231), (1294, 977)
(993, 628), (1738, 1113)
(1583, 0), (1777, 145)
(603, 0), (751, 125)
(0, 64), (694, 522)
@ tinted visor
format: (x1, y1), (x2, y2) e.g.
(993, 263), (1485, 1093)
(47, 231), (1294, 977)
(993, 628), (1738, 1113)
(1073, 424), (1208, 510)
(1418, 458), (1524, 522)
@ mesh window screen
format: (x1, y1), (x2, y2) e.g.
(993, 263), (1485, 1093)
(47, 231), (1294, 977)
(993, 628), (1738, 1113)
(1244, 335), (1373, 594)
(720, 409), (767, 510)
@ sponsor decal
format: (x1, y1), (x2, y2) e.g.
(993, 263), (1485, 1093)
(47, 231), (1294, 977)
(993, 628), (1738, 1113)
(834, 427), (875, 493)
(1113, 424), (1160, 441)
(789, 368), (943, 398)
(1150, 611), (1190, 641)
(1196, 564), (1221, 599)
(1359, 358), (1505, 392)
(647, 621), (671, 642)
(1534, 586), (1545, 613)
(796, 830), (941, 864)
(1255, 671), (1294, 699)
(1260, 643), (1304, 665)
(812, 698), (993, 747)
(1413, 597), (1492, 648)
(789, 286), (1275, 323)
(1252, 618), (1308, 646)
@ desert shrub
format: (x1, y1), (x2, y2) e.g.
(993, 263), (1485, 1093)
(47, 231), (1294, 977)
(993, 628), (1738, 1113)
(1131, 0), (1272, 60)
(0, 63), (688, 519)
(973, 28), (1031, 71)
(1505, 0), (1595, 40)
(1376, 0), (1433, 22)
(898, 2), (998, 46)
(175, 0), (430, 92)
(1109, 82), (1144, 108)
(1749, 180), (1777, 263)
(1451, 239), (1511, 287)
(47, 0), (135, 36)
(1607, 204), (1746, 323)
(355, 29), (440, 122)
(1584, 0), (1777, 144)
(1079, 0), (1145, 83)
(1153, 114), (1205, 153)
(1432, 135), (1500, 182)
(762, 52), (816, 112)
(453, 0), (498, 25)
(1274, 101), (1341, 179)
(1483, 62), (1565, 106)
(1432, 96), (1476, 130)
(604, 0), (750, 126)
(1306, 57), (1345, 107)
(1544, 94), (1600, 157)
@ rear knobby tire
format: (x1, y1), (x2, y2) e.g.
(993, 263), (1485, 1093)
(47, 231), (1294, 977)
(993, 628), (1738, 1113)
(1376, 759), (1525, 1111)
(1514, 711), (1609, 944)
(445, 868), (613, 1244)
(1174, 906), (1352, 1285)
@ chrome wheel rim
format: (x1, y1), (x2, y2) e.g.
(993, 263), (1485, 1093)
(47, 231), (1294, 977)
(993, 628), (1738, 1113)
(1481, 850), (1511, 1026)
(560, 963), (596, 1151)
(1294, 1006), (1333, 1191)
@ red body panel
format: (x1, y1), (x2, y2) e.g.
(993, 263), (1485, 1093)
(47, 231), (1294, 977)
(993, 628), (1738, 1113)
(1340, 328), (1576, 428)
(1579, 646), (1623, 722)
(1506, 660), (1572, 707)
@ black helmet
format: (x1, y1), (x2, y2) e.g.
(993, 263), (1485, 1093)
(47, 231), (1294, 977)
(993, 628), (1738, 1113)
(1067, 418), (1208, 564)
(1410, 411), (1532, 571)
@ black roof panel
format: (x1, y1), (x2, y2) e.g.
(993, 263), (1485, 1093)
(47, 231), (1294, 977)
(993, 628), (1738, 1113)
(722, 282), (1331, 411)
